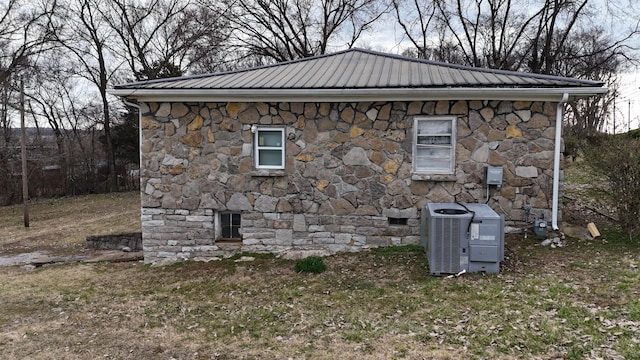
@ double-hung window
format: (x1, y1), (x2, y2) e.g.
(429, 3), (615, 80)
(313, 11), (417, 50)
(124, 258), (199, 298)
(255, 127), (285, 169)
(413, 117), (456, 174)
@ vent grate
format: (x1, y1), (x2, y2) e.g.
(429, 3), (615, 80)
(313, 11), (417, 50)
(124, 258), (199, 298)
(433, 217), (462, 274)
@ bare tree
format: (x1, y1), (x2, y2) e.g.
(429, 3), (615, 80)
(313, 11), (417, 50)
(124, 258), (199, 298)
(26, 49), (103, 193)
(0, 0), (59, 205)
(103, 0), (230, 80)
(391, 0), (439, 59)
(392, 0), (636, 135)
(563, 29), (625, 137)
(423, 0), (550, 69)
(227, 0), (388, 63)
(526, 0), (589, 75)
(54, 0), (121, 192)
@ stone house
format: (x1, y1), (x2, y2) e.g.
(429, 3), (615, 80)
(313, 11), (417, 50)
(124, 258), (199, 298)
(111, 48), (606, 263)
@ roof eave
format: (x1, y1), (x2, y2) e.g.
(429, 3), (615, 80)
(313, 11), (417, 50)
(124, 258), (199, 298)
(109, 87), (608, 103)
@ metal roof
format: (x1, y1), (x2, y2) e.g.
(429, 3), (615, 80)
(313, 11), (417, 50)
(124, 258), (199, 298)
(111, 48), (607, 102)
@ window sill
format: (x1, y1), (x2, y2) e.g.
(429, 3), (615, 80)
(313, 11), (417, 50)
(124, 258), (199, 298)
(411, 173), (457, 182)
(250, 169), (286, 177)
(216, 239), (242, 245)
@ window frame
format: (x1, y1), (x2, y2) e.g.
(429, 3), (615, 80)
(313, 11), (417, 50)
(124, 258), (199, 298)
(412, 116), (456, 175)
(215, 212), (242, 242)
(254, 127), (285, 170)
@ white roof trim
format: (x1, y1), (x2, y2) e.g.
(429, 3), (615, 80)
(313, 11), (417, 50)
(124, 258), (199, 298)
(109, 87), (608, 103)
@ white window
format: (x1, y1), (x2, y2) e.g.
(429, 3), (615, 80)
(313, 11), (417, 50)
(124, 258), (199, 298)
(413, 117), (456, 174)
(255, 127), (285, 169)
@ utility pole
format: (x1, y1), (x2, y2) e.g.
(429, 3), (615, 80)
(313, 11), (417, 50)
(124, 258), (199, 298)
(20, 77), (29, 227)
(629, 99), (632, 132)
(613, 98), (616, 134)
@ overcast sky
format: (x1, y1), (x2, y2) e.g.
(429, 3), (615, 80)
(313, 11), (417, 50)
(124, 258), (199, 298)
(357, 0), (640, 132)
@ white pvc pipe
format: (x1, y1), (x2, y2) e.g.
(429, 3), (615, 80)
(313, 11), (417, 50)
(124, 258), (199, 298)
(552, 93), (569, 230)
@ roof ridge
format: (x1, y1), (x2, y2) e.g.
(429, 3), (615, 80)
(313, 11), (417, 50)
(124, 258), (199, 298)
(347, 48), (604, 86)
(117, 49), (357, 88)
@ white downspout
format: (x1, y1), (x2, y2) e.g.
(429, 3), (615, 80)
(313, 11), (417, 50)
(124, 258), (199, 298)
(552, 93), (569, 230)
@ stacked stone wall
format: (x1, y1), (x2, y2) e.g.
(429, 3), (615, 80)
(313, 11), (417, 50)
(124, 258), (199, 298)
(85, 232), (142, 251)
(139, 100), (558, 262)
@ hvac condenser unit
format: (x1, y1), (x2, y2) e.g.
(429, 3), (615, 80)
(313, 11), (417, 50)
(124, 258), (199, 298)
(420, 203), (505, 275)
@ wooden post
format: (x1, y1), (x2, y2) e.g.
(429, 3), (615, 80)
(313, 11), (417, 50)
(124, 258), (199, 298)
(20, 77), (29, 227)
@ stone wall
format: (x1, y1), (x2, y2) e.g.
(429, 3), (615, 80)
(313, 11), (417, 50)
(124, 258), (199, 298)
(86, 232), (142, 251)
(138, 100), (559, 263)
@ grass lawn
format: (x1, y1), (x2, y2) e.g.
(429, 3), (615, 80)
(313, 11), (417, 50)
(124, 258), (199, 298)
(0, 192), (141, 256)
(1, 190), (639, 359)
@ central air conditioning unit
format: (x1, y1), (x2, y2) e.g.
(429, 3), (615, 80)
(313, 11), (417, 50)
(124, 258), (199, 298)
(420, 203), (505, 275)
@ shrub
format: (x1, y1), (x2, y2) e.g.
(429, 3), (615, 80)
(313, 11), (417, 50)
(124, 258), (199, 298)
(294, 256), (327, 274)
(563, 135), (581, 162)
(585, 134), (640, 238)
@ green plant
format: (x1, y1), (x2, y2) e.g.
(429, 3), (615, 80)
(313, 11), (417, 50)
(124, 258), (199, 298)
(294, 256), (327, 274)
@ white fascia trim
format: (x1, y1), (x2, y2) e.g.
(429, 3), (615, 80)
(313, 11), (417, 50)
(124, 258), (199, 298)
(109, 87), (608, 103)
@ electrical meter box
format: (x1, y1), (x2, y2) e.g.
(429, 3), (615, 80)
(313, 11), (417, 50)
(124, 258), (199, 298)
(486, 166), (503, 186)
